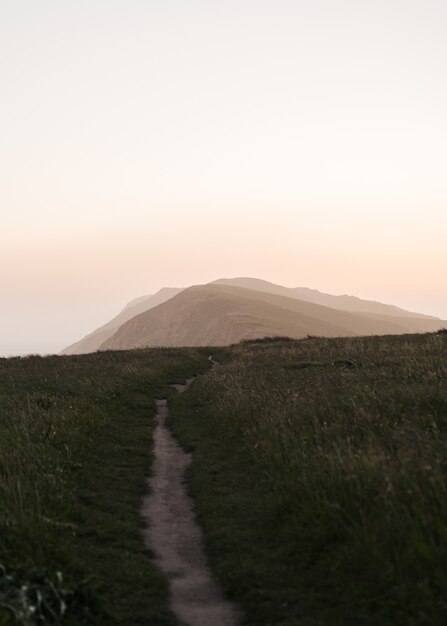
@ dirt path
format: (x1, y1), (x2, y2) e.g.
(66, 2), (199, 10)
(141, 367), (240, 626)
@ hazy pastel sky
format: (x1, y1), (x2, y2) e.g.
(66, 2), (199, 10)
(1, 0), (446, 355)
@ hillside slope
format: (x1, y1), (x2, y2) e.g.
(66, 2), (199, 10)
(61, 287), (182, 354)
(99, 284), (446, 350)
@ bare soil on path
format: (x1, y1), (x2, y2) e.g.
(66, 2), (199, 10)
(141, 371), (240, 626)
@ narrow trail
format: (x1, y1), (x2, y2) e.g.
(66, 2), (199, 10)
(141, 359), (240, 626)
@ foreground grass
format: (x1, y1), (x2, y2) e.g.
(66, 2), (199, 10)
(0, 348), (210, 625)
(170, 332), (447, 625)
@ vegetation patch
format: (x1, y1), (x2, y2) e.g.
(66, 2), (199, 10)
(169, 333), (447, 626)
(0, 563), (101, 625)
(0, 348), (210, 625)
(239, 336), (296, 344)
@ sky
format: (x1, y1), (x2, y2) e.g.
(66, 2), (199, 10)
(1, 0), (446, 356)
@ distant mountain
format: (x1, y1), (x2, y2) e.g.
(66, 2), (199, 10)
(61, 287), (183, 354)
(213, 277), (436, 320)
(61, 278), (445, 354)
(99, 283), (446, 351)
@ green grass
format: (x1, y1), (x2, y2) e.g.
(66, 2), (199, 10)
(3, 334), (447, 625)
(169, 332), (447, 626)
(0, 348), (210, 625)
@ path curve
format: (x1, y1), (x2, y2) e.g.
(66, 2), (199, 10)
(141, 366), (240, 626)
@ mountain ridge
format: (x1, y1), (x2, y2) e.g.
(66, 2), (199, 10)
(98, 283), (446, 351)
(61, 277), (445, 354)
(213, 277), (436, 319)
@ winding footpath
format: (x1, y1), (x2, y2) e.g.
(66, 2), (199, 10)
(141, 358), (240, 626)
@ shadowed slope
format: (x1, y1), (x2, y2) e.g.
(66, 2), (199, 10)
(99, 284), (446, 350)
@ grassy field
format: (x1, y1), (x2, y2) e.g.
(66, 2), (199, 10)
(2, 333), (447, 625)
(169, 332), (447, 626)
(0, 348), (210, 625)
